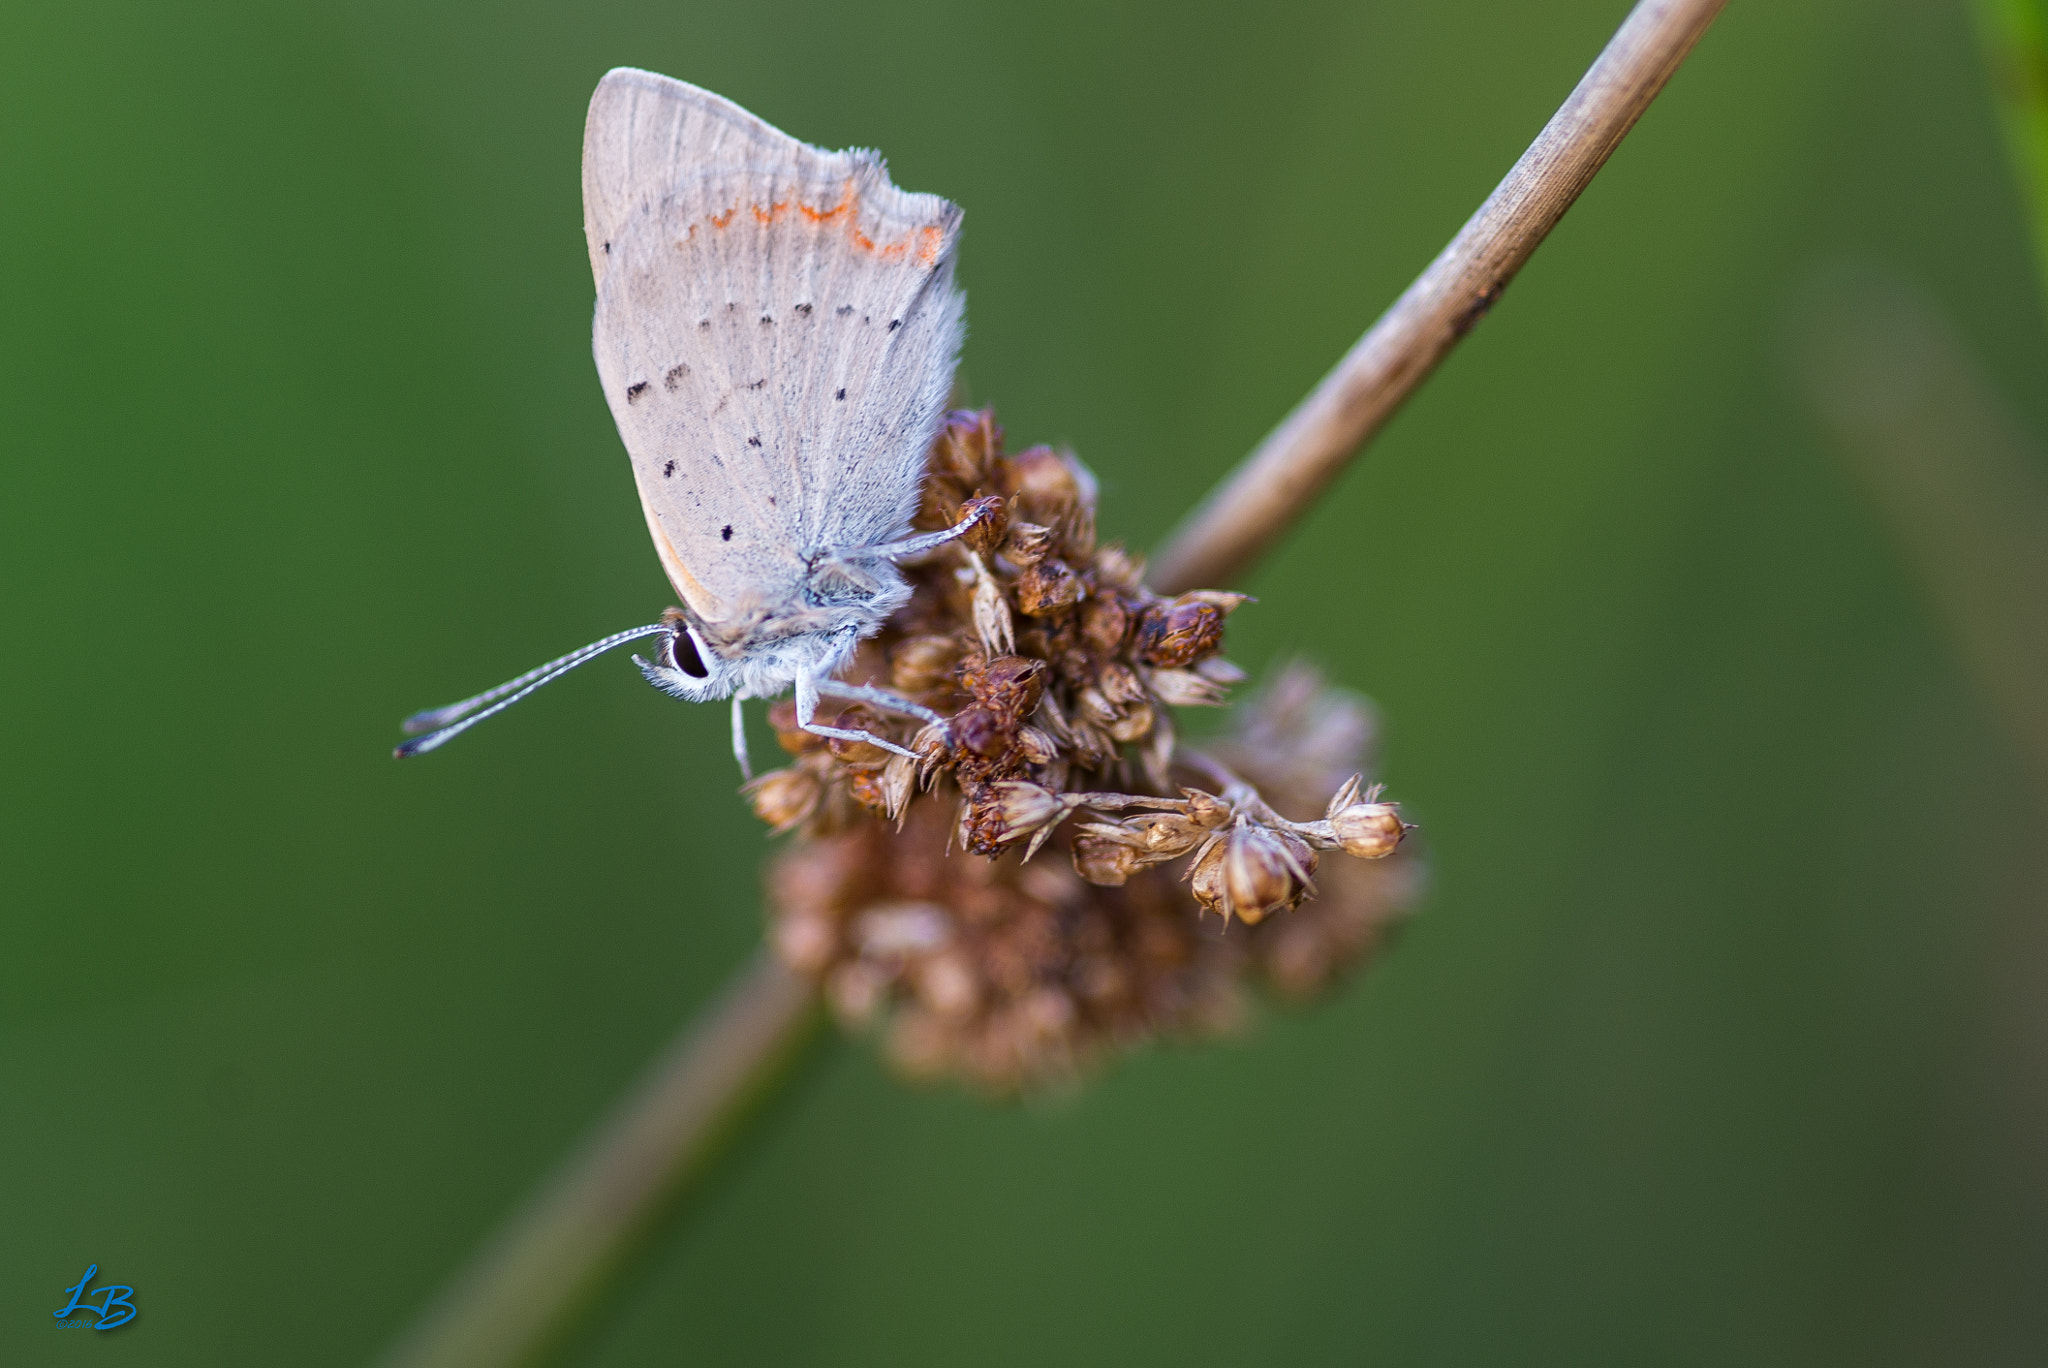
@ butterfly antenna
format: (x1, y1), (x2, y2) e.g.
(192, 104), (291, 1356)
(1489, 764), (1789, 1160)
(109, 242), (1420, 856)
(395, 623), (673, 758)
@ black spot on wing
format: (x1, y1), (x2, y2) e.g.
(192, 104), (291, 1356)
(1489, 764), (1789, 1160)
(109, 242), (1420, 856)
(744, 378), (766, 391)
(760, 314), (773, 325)
(721, 524), (734, 541)
(662, 460), (676, 478)
(664, 364), (688, 391)
(747, 435), (762, 447)
(836, 305), (853, 316)
(835, 388), (846, 401)
(795, 302), (813, 315)
(626, 382), (649, 403)
(888, 319), (901, 331)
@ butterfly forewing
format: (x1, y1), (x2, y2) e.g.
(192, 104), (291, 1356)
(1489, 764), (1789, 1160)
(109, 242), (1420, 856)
(583, 69), (965, 627)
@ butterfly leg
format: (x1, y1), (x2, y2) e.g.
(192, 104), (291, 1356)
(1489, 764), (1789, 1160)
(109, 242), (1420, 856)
(814, 678), (944, 726)
(864, 499), (998, 562)
(794, 669), (919, 760)
(731, 694), (753, 781)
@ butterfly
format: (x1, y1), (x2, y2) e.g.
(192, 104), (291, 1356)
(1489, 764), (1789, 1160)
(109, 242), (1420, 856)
(397, 69), (988, 775)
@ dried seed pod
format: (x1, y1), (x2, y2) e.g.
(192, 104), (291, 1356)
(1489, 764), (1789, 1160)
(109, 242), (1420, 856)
(878, 752), (919, 821)
(968, 552), (1015, 655)
(1078, 593), (1130, 654)
(1072, 831), (1143, 885)
(1003, 521), (1056, 565)
(930, 408), (1001, 487)
(855, 900), (952, 956)
(824, 707), (892, 764)
(1092, 545), (1145, 590)
(1015, 558), (1084, 617)
(963, 780), (1079, 858)
(951, 706), (1009, 760)
(1004, 444), (1090, 519)
(1097, 662), (1147, 707)
(1015, 725), (1060, 766)
(1105, 701), (1154, 745)
(846, 766), (889, 812)
(1134, 595), (1227, 668)
(1221, 823), (1317, 925)
(959, 494), (1010, 556)
(890, 634), (965, 695)
(915, 951), (983, 1020)
(964, 654), (1047, 725)
(745, 766), (823, 834)
(1144, 667), (1230, 707)
(767, 699), (826, 755)
(1329, 801), (1407, 858)
(774, 905), (837, 976)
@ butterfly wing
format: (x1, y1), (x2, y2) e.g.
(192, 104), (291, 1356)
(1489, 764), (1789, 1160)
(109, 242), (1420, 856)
(583, 68), (965, 626)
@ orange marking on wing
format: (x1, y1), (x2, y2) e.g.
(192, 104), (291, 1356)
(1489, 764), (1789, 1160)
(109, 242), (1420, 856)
(708, 206), (736, 229)
(799, 179), (859, 224)
(915, 225), (943, 266)
(749, 198), (794, 224)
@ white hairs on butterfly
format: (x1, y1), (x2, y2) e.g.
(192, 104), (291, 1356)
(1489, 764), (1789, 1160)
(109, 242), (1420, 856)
(397, 68), (989, 771)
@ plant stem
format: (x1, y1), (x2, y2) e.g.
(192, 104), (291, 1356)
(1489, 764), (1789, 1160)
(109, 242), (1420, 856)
(1791, 262), (2048, 795)
(1971, 0), (2048, 313)
(374, 951), (822, 1368)
(1148, 0), (1729, 595)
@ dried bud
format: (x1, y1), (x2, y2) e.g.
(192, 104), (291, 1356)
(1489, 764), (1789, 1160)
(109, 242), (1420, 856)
(958, 495), (1010, 556)
(1092, 545), (1145, 590)
(1003, 521), (1056, 565)
(1181, 789), (1236, 831)
(1114, 811), (1210, 860)
(965, 654), (1046, 724)
(1188, 837), (1228, 915)
(1072, 831), (1142, 886)
(968, 552), (1015, 655)
(767, 699), (826, 754)
(1015, 558), (1084, 617)
(1330, 802), (1406, 858)
(1181, 590), (1251, 615)
(931, 408), (1000, 486)
(1079, 594), (1131, 653)
(1097, 662), (1147, 707)
(1195, 657), (1247, 685)
(846, 766), (889, 812)
(773, 906), (837, 975)
(1076, 686), (1119, 726)
(855, 900), (952, 956)
(745, 767), (823, 833)
(878, 752), (919, 821)
(910, 722), (954, 790)
(1105, 701), (1154, 744)
(1134, 596), (1226, 668)
(824, 707), (891, 764)
(826, 960), (888, 1027)
(951, 706), (1009, 759)
(963, 780), (1080, 858)
(1144, 667), (1230, 707)
(1222, 824), (1317, 925)
(1015, 725), (1060, 765)
(1005, 444), (1091, 518)
(891, 635), (964, 696)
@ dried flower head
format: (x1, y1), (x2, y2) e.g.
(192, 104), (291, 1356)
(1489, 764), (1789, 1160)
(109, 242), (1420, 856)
(753, 408), (1422, 1090)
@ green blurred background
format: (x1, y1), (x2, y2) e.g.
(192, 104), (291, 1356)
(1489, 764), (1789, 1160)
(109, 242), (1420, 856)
(6, 0), (2047, 1362)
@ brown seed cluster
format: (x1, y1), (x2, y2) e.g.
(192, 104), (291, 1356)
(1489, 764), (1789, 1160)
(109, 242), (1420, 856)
(750, 410), (1422, 1090)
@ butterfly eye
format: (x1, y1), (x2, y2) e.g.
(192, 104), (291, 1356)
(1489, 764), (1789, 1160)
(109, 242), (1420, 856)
(667, 627), (711, 679)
